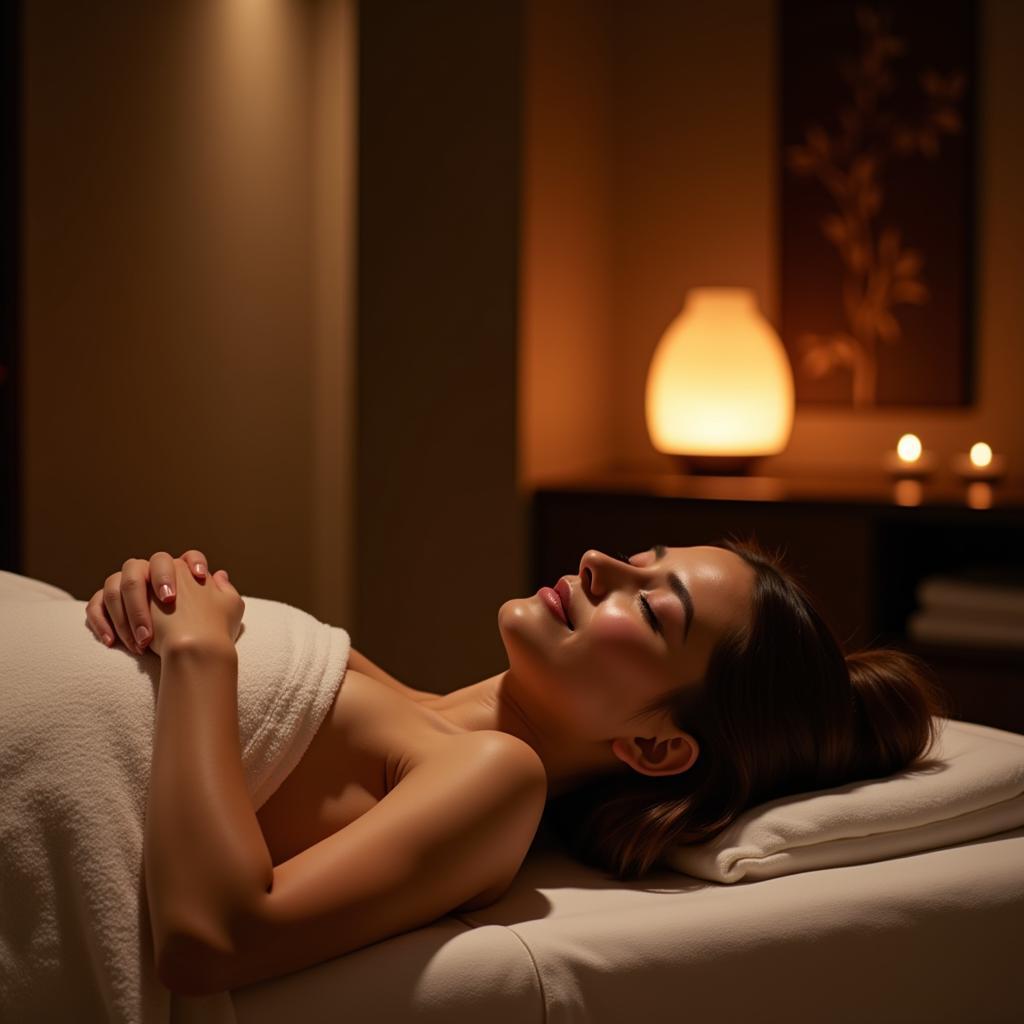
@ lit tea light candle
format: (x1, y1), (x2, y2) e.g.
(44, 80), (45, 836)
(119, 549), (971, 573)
(898, 433), (922, 462)
(883, 433), (935, 479)
(971, 442), (992, 467)
(952, 441), (1006, 483)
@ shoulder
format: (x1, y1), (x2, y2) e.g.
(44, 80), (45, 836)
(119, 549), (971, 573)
(405, 730), (548, 868)
(402, 731), (547, 906)
(437, 729), (547, 792)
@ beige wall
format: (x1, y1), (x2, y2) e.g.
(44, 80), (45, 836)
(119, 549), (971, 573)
(22, 0), (357, 621)
(309, 0), (357, 629)
(522, 0), (1023, 487)
(21, 0), (1017, 689)
(520, 0), (615, 485)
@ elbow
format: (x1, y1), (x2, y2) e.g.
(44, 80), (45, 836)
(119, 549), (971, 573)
(155, 930), (231, 997)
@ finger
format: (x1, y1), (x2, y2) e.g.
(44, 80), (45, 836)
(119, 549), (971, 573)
(213, 568), (241, 599)
(103, 571), (139, 653)
(212, 570), (245, 629)
(148, 551), (178, 604)
(178, 549), (209, 580)
(120, 557), (154, 651)
(84, 591), (115, 647)
(213, 568), (239, 591)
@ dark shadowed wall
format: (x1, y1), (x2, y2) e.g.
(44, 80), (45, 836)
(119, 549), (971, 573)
(355, 1), (527, 691)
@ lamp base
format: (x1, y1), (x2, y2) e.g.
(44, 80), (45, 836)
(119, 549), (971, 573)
(672, 454), (762, 476)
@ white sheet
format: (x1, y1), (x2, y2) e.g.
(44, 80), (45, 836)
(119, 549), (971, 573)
(0, 571), (351, 1024)
(230, 824), (1024, 1023)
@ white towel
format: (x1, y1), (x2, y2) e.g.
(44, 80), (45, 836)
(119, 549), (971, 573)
(665, 717), (1024, 883)
(0, 570), (351, 1023)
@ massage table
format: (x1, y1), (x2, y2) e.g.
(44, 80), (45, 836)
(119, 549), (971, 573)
(0, 569), (1019, 1023)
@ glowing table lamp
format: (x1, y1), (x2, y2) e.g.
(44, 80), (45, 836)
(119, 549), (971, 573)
(645, 287), (795, 475)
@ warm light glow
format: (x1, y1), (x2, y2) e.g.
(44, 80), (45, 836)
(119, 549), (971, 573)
(894, 479), (923, 507)
(969, 442), (993, 468)
(966, 481), (993, 509)
(644, 288), (794, 457)
(896, 433), (922, 463)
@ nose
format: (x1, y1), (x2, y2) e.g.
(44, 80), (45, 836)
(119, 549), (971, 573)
(579, 548), (631, 597)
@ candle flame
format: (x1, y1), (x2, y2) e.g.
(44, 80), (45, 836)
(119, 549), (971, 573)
(969, 442), (993, 468)
(897, 433), (922, 463)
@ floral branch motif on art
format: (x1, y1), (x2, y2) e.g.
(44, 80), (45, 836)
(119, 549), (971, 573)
(786, 4), (965, 406)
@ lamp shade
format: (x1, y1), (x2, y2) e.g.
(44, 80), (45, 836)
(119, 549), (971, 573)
(644, 287), (795, 473)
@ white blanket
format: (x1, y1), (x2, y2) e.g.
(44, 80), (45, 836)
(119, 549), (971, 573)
(666, 717), (1024, 882)
(0, 570), (351, 1023)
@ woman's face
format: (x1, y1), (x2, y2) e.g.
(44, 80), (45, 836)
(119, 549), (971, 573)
(498, 545), (755, 743)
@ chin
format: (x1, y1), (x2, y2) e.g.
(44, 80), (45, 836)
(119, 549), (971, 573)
(497, 595), (536, 630)
(498, 598), (561, 668)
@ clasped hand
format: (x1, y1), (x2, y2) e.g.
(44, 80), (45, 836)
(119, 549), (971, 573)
(84, 548), (244, 658)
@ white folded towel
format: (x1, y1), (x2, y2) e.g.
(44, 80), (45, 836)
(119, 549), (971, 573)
(665, 717), (1024, 883)
(0, 570), (351, 1023)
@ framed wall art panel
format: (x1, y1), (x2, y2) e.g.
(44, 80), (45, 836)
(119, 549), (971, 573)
(780, 0), (977, 408)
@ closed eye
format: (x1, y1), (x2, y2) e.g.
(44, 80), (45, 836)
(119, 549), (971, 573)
(614, 550), (661, 635)
(639, 593), (661, 634)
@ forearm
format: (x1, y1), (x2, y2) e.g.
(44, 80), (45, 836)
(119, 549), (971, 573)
(144, 643), (273, 955)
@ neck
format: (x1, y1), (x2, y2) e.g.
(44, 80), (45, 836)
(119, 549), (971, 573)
(425, 669), (629, 798)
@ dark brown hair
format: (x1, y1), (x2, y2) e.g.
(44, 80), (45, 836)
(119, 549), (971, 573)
(539, 536), (951, 880)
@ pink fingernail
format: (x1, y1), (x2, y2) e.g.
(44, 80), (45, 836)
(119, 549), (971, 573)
(195, 563), (207, 577)
(159, 584), (173, 601)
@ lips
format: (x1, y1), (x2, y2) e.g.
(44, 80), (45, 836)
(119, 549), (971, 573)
(537, 587), (570, 627)
(554, 578), (574, 627)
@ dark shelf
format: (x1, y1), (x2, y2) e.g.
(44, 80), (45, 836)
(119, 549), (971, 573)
(530, 470), (1024, 511)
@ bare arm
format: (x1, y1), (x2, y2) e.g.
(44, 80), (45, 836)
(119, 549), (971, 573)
(164, 733), (547, 995)
(145, 642), (274, 976)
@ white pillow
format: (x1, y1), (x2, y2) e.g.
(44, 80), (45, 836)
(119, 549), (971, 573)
(664, 718), (1024, 883)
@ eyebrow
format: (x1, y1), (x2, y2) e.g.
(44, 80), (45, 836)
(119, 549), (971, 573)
(650, 543), (694, 644)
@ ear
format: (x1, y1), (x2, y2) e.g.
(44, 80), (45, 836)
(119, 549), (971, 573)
(611, 731), (699, 778)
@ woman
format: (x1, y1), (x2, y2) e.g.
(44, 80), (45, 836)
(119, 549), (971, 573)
(82, 537), (947, 997)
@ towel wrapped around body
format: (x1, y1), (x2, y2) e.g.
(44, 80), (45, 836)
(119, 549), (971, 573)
(0, 569), (351, 1023)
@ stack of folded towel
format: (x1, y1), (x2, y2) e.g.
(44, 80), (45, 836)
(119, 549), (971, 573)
(907, 567), (1024, 651)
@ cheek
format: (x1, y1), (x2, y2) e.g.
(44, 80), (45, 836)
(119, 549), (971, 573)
(535, 606), (654, 694)
(585, 608), (652, 665)
(564, 612), (657, 715)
